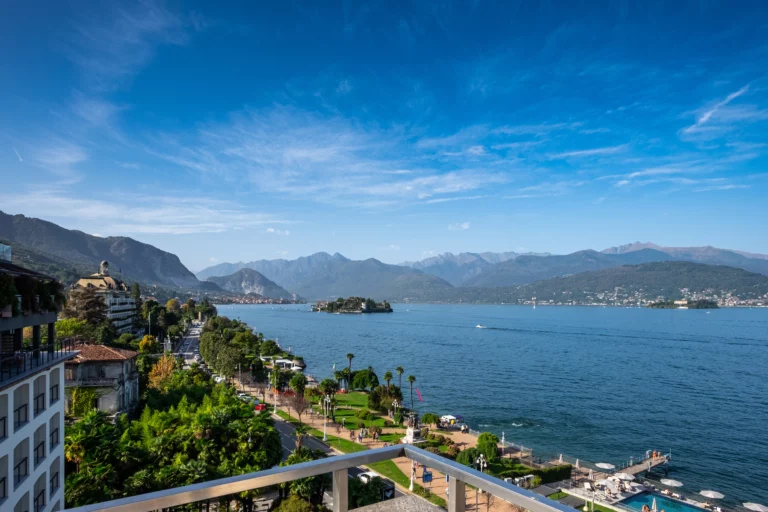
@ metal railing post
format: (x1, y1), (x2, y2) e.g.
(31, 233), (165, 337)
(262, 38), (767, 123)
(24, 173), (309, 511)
(448, 476), (466, 512)
(332, 468), (348, 512)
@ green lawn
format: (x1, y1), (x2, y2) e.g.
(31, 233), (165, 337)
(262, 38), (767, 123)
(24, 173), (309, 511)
(548, 491), (568, 500)
(334, 391), (369, 408)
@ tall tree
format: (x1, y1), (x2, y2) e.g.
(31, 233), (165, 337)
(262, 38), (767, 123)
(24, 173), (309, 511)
(148, 354), (177, 391)
(396, 366), (404, 389)
(131, 282), (141, 300)
(166, 298), (180, 312)
(407, 375), (416, 410)
(63, 287), (108, 327)
(346, 353), (354, 372)
(289, 372), (308, 397)
(383, 371), (393, 391)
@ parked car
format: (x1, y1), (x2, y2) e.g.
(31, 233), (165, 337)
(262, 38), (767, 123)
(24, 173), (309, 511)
(354, 472), (395, 501)
(254, 403), (268, 411)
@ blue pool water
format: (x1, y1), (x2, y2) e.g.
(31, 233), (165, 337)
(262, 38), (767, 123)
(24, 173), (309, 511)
(216, 303), (768, 507)
(622, 492), (707, 512)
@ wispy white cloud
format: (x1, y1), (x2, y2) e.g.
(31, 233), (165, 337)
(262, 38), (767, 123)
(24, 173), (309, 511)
(2, 190), (288, 235)
(34, 142), (88, 182)
(448, 221), (470, 231)
(505, 180), (586, 199)
(266, 228), (291, 236)
(13, 147), (23, 162)
(147, 106), (507, 207)
(548, 144), (628, 159)
(684, 85), (750, 134)
(66, 1), (203, 90)
(379, 244), (401, 251)
(336, 79), (353, 94)
(694, 184), (750, 192)
(423, 195), (487, 204)
(208, 257), (219, 263)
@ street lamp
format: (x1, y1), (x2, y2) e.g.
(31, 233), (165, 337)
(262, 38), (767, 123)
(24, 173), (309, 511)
(392, 399), (399, 417)
(502, 432), (505, 458)
(409, 460), (415, 491)
(476, 454), (487, 473)
(323, 395), (331, 441)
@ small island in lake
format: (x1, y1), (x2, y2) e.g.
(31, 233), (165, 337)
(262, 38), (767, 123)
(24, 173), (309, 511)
(648, 299), (719, 309)
(313, 296), (393, 313)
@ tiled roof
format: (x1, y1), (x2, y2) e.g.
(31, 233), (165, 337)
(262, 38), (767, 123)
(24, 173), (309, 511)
(76, 274), (129, 291)
(69, 344), (138, 363)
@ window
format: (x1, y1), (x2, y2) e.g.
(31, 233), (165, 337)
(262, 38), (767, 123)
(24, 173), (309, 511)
(33, 425), (46, 467)
(13, 439), (29, 488)
(49, 457), (60, 498)
(13, 385), (29, 432)
(49, 369), (60, 405)
(64, 368), (74, 381)
(14, 491), (29, 512)
(33, 376), (46, 416)
(14, 456), (27, 488)
(0, 394), (7, 440)
(49, 413), (60, 449)
(13, 404), (28, 431)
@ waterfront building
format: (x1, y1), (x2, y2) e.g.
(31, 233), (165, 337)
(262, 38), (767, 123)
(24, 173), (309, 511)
(0, 249), (75, 512)
(64, 344), (139, 416)
(73, 261), (137, 334)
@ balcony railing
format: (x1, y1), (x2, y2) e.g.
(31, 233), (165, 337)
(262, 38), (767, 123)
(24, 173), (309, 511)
(14, 456), (27, 487)
(0, 339), (76, 386)
(66, 444), (576, 512)
(14, 403), (28, 431)
(34, 440), (46, 466)
(50, 384), (59, 404)
(0, 415), (6, 439)
(0, 475), (6, 501)
(34, 392), (46, 416)
(50, 428), (59, 449)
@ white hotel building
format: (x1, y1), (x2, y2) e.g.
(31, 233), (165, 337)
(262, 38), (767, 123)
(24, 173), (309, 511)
(74, 261), (137, 335)
(1, 245), (76, 512)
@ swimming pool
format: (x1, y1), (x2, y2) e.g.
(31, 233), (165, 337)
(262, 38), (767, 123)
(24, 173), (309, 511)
(621, 492), (707, 512)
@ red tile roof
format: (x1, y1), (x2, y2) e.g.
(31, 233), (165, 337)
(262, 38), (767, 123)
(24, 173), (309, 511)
(69, 344), (138, 363)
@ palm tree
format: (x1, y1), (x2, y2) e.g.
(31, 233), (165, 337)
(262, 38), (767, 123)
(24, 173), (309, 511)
(334, 370), (345, 391)
(383, 371), (393, 391)
(396, 366), (404, 389)
(407, 375), (416, 410)
(346, 353), (355, 372)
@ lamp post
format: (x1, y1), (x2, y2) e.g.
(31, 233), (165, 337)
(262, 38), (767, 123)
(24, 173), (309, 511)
(502, 432), (505, 458)
(409, 460), (415, 491)
(392, 399), (399, 417)
(476, 454), (487, 473)
(323, 395), (331, 441)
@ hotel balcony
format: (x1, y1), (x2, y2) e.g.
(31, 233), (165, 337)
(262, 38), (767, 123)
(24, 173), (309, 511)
(67, 444), (576, 512)
(0, 339), (77, 390)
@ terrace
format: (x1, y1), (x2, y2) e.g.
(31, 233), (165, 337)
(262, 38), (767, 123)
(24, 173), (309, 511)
(67, 444), (577, 512)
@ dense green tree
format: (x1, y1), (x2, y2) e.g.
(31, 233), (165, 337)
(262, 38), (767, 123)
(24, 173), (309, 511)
(477, 432), (499, 444)
(421, 412), (440, 426)
(367, 385), (403, 413)
(289, 373), (308, 397)
(94, 320), (117, 345)
(260, 339), (281, 356)
(55, 318), (93, 340)
(216, 344), (240, 378)
(65, 375), (281, 508)
(63, 287), (108, 327)
(346, 353), (355, 372)
(456, 447), (481, 468)
(274, 496), (313, 512)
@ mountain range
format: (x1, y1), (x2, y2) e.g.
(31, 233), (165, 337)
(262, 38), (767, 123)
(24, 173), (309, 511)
(3, 210), (767, 303)
(399, 251), (550, 286)
(206, 269), (296, 299)
(0, 210), (199, 289)
(432, 261), (768, 304)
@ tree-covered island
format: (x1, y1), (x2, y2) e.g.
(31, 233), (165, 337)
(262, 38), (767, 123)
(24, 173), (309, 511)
(313, 297), (393, 313)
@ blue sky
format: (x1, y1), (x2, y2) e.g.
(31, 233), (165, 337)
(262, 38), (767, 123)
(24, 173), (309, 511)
(1, 1), (767, 271)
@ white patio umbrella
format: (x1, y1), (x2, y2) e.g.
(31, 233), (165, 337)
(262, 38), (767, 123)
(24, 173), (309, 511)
(615, 473), (635, 481)
(596, 463), (616, 470)
(576, 459), (580, 469)
(560, 454), (564, 463)
(596, 479), (611, 486)
(589, 469), (594, 480)
(652, 497), (658, 512)
(701, 491), (725, 500)
(744, 504), (768, 512)
(661, 479), (684, 487)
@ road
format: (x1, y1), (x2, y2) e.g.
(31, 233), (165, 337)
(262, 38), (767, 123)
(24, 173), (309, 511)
(176, 324), (202, 368)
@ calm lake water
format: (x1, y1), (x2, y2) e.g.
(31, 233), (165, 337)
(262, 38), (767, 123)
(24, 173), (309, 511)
(216, 304), (768, 506)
